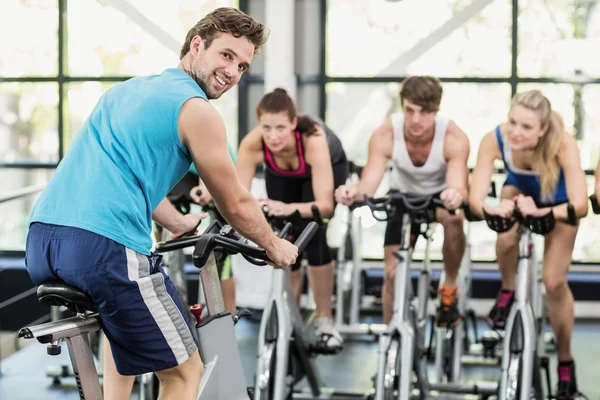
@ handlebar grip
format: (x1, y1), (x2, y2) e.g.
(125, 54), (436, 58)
(363, 195), (390, 210)
(567, 203), (577, 226)
(590, 194), (600, 215)
(462, 201), (482, 222)
(156, 235), (201, 252)
(192, 235), (215, 269)
(294, 222), (319, 253)
(279, 222), (292, 238)
(310, 205), (324, 225)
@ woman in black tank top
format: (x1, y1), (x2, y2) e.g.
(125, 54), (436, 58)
(236, 88), (347, 353)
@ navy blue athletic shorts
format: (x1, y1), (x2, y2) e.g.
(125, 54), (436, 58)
(25, 222), (197, 376)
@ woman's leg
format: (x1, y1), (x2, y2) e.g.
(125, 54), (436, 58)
(543, 222), (578, 395)
(488, 185), (522, 328)
(307, 261), (335, 319)
(219, 256), (236, 315)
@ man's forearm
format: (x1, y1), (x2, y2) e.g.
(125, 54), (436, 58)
(356, 181), (378, 200)
(220, 193), (276, 250)
(152, 198), (186, 233)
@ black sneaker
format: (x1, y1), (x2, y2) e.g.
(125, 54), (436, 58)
(556, 362), (578, 400)
(437, 287), (460, 327)
(487, 289), (514, 329)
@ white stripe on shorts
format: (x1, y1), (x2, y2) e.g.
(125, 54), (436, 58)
(125, 248), (191, 364)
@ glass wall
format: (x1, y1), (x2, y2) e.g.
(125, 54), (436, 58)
(0, 0), (239, 252)
(2, 0), (600, 263)
(325, 0), (600, 263)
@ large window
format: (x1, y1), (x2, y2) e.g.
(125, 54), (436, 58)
(0, 169), (54, 252)
(326, 0), (512, 77)
(0, 83), (59, 164)
(0, 0), (58, 77)
(1, 0), (239, 252)
(325, 0), (600, 265)
(518, 0), (600, 78)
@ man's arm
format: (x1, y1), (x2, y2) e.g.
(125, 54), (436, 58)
(547, 135), (588, 219)
(152, 198), (188, 232)
(290, 128), (335, 218)
(468, 130), (501, 218)
(178, 98), (275, 250)
(443, 121), (470, 200)
(236, 127), (264, 191)
(355, 119), (394, 199)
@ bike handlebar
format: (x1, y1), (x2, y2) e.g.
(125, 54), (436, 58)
(155, 218), (319, 269)
(249, 204), (323, 266)
(363, 191), (456, 222)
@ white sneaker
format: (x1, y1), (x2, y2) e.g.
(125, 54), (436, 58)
(314, 317), (344, 354)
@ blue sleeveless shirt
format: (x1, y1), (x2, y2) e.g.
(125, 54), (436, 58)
(29, 68), (208, 255)
(495, 126), (568, 205)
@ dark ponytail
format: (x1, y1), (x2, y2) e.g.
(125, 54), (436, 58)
(256, 88), (318, 136)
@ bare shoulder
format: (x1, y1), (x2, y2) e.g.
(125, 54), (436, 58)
(559, 131), (578, 151)
(239, 125), (264, 152)
(304, 123), (328, 147)
(445, 120), (469, 145)
(477, 124), (504, 160)
(558, 132), (581, 162)
(443, 120), (470, 159)
(369, 117), (394, 156)
(178, 98), (224, 145)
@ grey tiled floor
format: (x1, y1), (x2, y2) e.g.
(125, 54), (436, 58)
(0, 317), (598, 399)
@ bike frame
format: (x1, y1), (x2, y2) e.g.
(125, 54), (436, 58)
(498, 227), (543, 400)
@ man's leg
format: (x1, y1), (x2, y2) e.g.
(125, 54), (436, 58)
(98, 249), (202, 400)
(382, 245), (401, 324)
(436, 209), (465, 326)
(103, 335), (136, 400)
(155, 350), (203, 400)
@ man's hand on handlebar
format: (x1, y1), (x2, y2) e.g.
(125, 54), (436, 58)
(259, 198), (295, 217)
(440, 188), (463, 211)
(171, 212), (208, 238)
(264, 236), (299, 269)
(334, 184), (358, 206)
(482, 199), (516, 219)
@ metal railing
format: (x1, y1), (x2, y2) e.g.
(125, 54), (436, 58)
(0, 184), (46, 204)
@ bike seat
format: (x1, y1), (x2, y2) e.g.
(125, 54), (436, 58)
(37, 281), (97, 314)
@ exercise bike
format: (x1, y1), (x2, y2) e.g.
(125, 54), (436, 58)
(18, 219), (318, 400)
(429, 203), (498, 385)
(253, 205), (367, 400)
(365, 191), (498, 400)
(334, 199), (388, 339)
(482, 204), (577, 400)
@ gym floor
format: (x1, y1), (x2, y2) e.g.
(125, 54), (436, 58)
(1, 316), (599, 400)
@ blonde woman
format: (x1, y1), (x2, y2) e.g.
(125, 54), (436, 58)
(468, 89), (587, 399)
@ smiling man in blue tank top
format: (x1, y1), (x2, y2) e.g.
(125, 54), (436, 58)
(335, 76), (471, 328)
(24, 7), (299, 400)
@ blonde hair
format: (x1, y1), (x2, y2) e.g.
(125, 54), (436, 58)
(510, 89), (564, 201)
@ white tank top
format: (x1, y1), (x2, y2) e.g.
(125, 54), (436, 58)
(389, 112), (449, 194)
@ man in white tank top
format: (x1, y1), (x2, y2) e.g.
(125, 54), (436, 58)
(335, 76), (470, 327)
